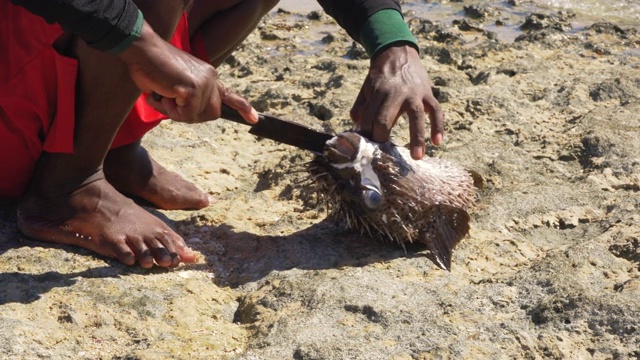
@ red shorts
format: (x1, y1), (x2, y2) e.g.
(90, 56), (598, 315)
(0, 2), (209, 197)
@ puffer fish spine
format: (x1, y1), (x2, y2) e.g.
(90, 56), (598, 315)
(308, 132), (475, 270)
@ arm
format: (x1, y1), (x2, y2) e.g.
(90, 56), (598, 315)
(9, 0), (141, 53)
(118, 21), (258, 124)
(9, 0), (258, 124)
(317, 0), (444, 160)
(316, 0), (401, 44)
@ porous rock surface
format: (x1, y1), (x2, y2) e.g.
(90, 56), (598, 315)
(1, 1), (639, 359)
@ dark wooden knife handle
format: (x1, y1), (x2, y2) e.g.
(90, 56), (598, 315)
(152, 92), (254, 125)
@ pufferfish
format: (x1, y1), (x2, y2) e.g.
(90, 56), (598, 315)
(308, 132), (475, 270)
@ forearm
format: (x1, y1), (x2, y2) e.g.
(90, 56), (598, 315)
(316, 0), (400, 40)
(9, 0), (143, 53)
(316, 0), (417, 57)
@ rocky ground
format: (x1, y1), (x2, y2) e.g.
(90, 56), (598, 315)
(1, 1), (639, 359)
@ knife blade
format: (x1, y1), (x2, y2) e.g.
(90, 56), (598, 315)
(220, 104), (333, 154)
(150, 92), (332, 154)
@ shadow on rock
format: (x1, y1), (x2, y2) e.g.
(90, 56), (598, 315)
(0, 266), (130, 305)
(0, 201), (192, 304)
(0, 200), (20, 256)
(187, 219), (438, 287)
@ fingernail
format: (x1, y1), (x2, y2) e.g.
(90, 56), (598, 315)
(433, 133), (443, 146)
(171, 253), (181, 267)
(412, 145), (424, 159)
(250, 108), (259, 124)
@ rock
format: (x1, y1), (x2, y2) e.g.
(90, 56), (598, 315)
(520, 13), (572, 32)
(463, 4), (498, 20)
(2, 2), (640, 359)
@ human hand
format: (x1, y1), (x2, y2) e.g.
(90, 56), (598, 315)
(350, 45), (444, 160)
(118, 21), (258, 124)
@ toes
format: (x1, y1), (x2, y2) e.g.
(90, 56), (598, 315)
(192, 192), (213, 210)
(170, 232), (199, 263)
(108, 237), (138, 266)
(104, 228), (193, 268)
(150, 248), (173, 267)
(170, 253), (181, 267)
(152, 230), (198, 267)
(178, 248), (198, 263)
(138, 249), (155, 269)
(123, 236), (154, 268)
(132, 235), (172, 268)
(157, 186), (211, 211)
(17, 173), (199, 268)
(148, 230), (177, 267)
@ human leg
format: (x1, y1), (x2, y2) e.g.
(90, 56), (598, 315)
(102, 0), (280, 208)
(103, 140), (212, 210)
(101, 10), (212, 211)
(188, 0), (280, 66)
(17, 0), (198, 268)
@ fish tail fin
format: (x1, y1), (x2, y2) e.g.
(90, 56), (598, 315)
(421, 205), (471, 271)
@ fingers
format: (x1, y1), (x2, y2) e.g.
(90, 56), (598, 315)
(145, 84), (258, 125)
(145, 91), (201, 123)
(370, 102), (397, 144)
(357, 93), (440, 160)
(121, 30), (258, 124)
(407, 102), (427, 160)
(426, 97), (445, 146)
(219, 83), (259, 124)
(357, 85), (387, 142)
(163, 96), (185, 120)
(361, 90), (400, 144)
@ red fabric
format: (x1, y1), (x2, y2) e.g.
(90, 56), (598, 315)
(190, 30), (211, 62)
(0, 2), (209, 198)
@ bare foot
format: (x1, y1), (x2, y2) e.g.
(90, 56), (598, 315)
(104, 141), (212, 210)
(17, 171), (199, 268)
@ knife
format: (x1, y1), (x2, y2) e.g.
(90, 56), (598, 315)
(151, 93), (333, 154)
(220, 104), (333, 154)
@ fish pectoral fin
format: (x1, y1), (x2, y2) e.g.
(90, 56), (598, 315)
(466, 169), (486, 189)
(420, 205), (471, 271)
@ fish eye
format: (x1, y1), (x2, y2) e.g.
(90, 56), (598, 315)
(362, 187), (383, 210)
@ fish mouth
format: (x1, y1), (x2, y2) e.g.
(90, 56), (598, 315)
(323, 132), (361, 165)
(321, 132), (386, 211)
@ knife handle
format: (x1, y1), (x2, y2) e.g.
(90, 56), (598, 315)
(152, 92), (255, 126)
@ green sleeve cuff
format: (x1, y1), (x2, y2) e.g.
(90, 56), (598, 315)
(359, 9), (419, 57)
(108, 10), (144, 55)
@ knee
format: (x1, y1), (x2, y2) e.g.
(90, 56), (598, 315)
(261, 0), (280, 13)
(133, 0), (192, 39)
(230, 0), (280, 15)
(183, 0), (194, 10)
